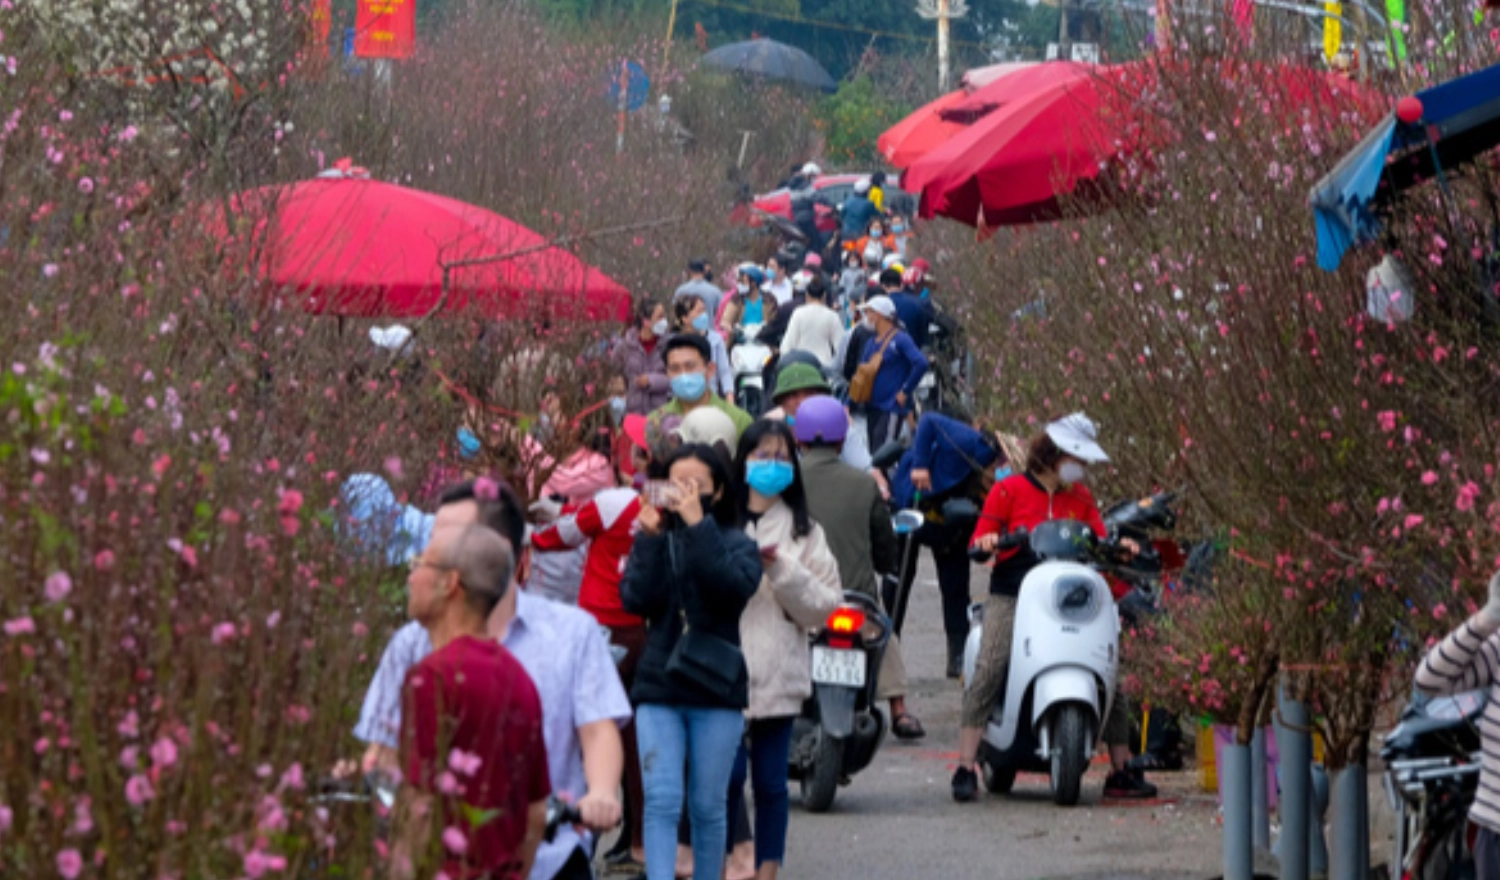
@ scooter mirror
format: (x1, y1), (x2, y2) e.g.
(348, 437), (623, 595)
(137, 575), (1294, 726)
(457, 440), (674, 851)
(892, 509), (925, 535)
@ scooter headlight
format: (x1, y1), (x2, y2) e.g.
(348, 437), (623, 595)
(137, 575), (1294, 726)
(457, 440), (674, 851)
(1053, 576), (1102, 624)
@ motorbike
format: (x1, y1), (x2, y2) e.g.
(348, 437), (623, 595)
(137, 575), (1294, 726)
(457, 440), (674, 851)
(1382, 688), (1486, 880)
(964, 521), (1135, 806)
(789, 590), (892, 813)
(730, 322), (772, 418)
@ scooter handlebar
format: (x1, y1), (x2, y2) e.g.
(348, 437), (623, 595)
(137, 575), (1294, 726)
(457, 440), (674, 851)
(967, 528), (1029, 562)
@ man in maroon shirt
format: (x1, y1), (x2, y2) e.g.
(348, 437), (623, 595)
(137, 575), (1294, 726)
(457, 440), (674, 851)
(394, 522), (551, 880)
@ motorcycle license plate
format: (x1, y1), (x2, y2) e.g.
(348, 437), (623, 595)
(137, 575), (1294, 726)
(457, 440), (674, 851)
(811, 646), (866, 687)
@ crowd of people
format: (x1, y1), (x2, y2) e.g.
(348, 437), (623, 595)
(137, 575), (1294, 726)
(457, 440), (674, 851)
(333, 168), (1159, 880)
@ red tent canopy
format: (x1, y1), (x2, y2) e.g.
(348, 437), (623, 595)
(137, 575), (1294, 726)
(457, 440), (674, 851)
(221, 173), (631, 322)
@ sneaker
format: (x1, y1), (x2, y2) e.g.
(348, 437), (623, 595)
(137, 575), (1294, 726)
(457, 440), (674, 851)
(951, 765), (979, 802)
(1103, 769), (1159, 800)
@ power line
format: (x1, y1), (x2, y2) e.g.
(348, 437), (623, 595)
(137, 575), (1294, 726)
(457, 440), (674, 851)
(679, 0), (996, 50)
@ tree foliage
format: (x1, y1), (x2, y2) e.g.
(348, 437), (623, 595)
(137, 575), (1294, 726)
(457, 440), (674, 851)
(812, 74), (911, 167)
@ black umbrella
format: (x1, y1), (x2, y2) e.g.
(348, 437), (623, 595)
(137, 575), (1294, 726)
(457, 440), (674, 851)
(701, 39), (838, 92)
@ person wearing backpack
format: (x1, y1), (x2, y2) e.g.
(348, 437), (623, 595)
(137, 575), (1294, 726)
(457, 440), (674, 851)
(848, 295), (928, 451)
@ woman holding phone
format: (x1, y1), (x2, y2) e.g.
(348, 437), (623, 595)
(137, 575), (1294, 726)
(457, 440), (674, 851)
(727, 420), (843, 880)
(621, 445), (763, 880)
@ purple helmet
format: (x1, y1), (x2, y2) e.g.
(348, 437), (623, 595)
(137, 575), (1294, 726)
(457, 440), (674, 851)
(793, 395), (848, 445)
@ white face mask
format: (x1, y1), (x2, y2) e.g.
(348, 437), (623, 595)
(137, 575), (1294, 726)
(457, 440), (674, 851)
(651, 318), (669, 337)
(1058, 461), (1088, 485)
(737, 282), (749, 294)
(860, 316), (875, 331)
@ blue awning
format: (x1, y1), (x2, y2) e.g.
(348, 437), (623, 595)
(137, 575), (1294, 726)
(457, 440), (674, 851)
(1311, 61), (1500, 271)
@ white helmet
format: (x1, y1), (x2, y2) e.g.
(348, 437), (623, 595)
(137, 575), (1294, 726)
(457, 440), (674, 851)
(801, 162), (822, 177)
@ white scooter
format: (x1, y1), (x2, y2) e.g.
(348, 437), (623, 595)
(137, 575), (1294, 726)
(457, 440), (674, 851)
(963, 521), (1122, 806)
(730, 322), (772, 417)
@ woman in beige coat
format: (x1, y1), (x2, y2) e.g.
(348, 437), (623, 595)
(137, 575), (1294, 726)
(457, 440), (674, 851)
(726, 418), (842, 880)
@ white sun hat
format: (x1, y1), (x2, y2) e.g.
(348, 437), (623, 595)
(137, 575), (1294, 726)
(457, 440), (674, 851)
(1045, 412), (1109, 463)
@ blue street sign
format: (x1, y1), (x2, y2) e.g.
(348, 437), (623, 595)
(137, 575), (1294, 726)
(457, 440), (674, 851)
(606, 60), (650, 113)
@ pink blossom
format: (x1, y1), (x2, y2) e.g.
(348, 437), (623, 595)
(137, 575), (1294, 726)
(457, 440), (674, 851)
(45, 571), (72, 603)
(77, 177), (93, 195)
(243, 849), (288, 878)
(1404, 514), (1425, 530)
(117, 710), (139, 738)
(384, 456), (404, 479)
(1421, 471), (1438, 486)
(447, 748), (483, 777)
(119, 125), (138, 142)
(278, 488), (304, 515)
(0, 803), (11, 833)
(1457, 481), (1481, 513)
(1377, 411), (1397, 432)
(474, 477), (499, 500)
(1433, 603), (1448, 620)
(279, 763), (305, 791)
(119, 745), (138, 768)
(57, 848), (82, 879)
(211, 622), (237, 644)
(125, 774), (155, 806)
(71, 798), (93, 835)
(4, 616), (35, 636)
(437, 770), (461, 795)
(150, 736), (178, 768)
(442, 826), (469, 854)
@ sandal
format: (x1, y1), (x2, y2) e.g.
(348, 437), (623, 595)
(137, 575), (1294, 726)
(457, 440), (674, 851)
(892, 712), (927, 740)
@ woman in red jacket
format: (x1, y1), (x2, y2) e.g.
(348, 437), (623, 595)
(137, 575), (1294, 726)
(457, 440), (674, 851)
(950, 413), (1155, 803)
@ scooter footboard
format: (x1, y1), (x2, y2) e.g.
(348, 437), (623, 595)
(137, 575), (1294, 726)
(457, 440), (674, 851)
(1031, 668), (1103, 734)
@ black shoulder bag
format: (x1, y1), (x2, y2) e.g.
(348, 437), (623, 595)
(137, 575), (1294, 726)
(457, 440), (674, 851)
(664, 532), (746, 698)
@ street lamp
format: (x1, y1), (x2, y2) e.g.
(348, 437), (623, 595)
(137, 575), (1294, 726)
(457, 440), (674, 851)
(916, 0), (969, 92)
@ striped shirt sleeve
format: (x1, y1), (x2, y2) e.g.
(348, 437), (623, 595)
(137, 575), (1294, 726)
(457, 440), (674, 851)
(1415, 615), (1500, 696)
(353, 621), (432, 749)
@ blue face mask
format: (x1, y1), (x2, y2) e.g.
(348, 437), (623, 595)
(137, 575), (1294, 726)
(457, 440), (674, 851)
(995, 465), (1013, 481)
(746, 460), (795, 498)
(670, 371), (707, 401)
(457, 427), (481, 460)
(609, 396), (627, 423)
(692, 313), (711, 333)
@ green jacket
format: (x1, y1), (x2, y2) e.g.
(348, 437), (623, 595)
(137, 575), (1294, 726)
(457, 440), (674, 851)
(799, 447), (897, 599)
(647, 394), (754, 442)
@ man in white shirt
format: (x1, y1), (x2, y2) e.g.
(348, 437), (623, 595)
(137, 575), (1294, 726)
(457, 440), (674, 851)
(779, 278), (844, 369)
(764, 253), (795, 307)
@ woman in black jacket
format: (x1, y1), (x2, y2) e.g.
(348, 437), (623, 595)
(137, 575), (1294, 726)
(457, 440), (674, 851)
(621, 444), (763, 880)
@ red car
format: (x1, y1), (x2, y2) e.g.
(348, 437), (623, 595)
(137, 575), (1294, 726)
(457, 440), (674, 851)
(736, 174), (913, 234)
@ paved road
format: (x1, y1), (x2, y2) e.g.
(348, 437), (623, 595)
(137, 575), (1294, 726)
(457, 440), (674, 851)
(778, 558), (1226, 880)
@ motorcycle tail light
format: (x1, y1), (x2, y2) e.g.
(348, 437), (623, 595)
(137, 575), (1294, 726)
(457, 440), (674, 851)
(827, 607), (866, 634)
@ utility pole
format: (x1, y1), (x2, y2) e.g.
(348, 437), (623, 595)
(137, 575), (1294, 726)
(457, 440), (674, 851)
(1058, 0), (1071, 61)
(916, 0), (968, 92)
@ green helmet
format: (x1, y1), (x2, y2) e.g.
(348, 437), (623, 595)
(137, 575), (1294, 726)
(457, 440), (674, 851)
(772, 362), (832, 403)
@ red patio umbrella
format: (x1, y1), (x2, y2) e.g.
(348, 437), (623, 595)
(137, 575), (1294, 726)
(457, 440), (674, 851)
(221, 169), (631, 322)
(876, 63), (1036, 170)
(904, 59), (1377, 229)
(878, 89), (974, 170)
(902, 62), (1120, 227)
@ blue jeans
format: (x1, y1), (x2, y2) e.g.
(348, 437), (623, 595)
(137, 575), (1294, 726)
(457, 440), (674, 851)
(725, 716), (795, 867)
(636, 704), (745, 880)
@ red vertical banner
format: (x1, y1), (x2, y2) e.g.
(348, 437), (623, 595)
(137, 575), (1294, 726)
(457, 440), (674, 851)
(355, 0), (416, 59)
(309, 0), (332, 61)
